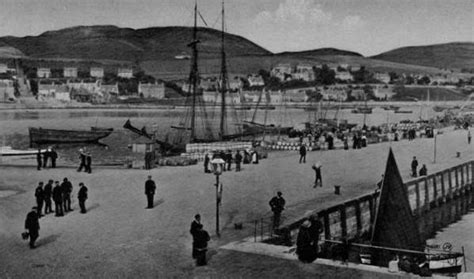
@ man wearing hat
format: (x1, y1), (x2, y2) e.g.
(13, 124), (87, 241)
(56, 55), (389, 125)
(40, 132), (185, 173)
(77, 148), (87, 172)
(78, 183), (88, 214)
(24, 206), (40, 249)
(144, 176), (156, 209)
(34, 182), (44, 217)
(52, 181), (64, 217)
(269, 191), (285, 229)
(43, 180), (54, 214)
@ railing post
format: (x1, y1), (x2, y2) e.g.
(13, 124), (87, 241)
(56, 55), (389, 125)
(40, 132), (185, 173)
(254, 220), (257, 242)
(455, 167), (459, 190)
(460, 165), (465, 186)
(354, 200), (362, 237)
(448, 169), (453, 199)
(415, 181), (421, 215)
(340, 204), (347, 239)
(424, 177), (430, 209)
(368, 196), (375, 224)
(432, 176), (438, 206)
(440, 173), (446, 203)
(322, 211), (331, 240)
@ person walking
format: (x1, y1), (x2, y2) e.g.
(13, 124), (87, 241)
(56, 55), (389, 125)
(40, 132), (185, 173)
(312, 162), (323, 188)
(411, 156), (418, 177)
(269, 192), (285, 230)
(61, 178), (73, 212)
(78, 183), (88, 214)
(50, 147), (58, 168)
(34, 182), (44, 218)
(43, 180), (54, 214)
(52, 181), (64, 217)
(36, 149), (42, 171)
(144, 175), (156, 209)
(193, 224), (210, 266)
(299, 145), (307, 164)
(85, 152), (92, 174)
(235, 151), (242, 172)
(77, 149), (86, 172)
(24, 207), (40, 249)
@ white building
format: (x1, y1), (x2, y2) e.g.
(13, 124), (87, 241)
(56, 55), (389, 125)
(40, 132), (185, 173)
(247, 75), (265, 87)
(138, 82), (165, 99)
(271, 64), (292, 81)
(90, 67), (104, 78)
(118, 68), (133, 79)
(374, 73), (391, 84)
(38, 83), (70, 100)
(63, 67), (78, 78)
(335, 72), (353, 82)
(67, 79), (101, 93)
(0, 63), (7, 73)
(37, 68), (51, 78)
(202, 91), (241, 104)
(293, 64), (315, 81)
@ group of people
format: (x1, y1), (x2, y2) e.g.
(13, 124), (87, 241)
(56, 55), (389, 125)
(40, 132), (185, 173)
(203, 149), (259, 173)
(77, 148), (93, 173)
(411, 156), (427, 177)
(36, 147), (58, 170)
(25, 179), (88, 249)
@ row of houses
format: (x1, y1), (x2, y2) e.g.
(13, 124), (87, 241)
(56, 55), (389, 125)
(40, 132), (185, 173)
(270, 63), (364, 82)
(37, 81), (165, 102)
(36, 67), (134, 79)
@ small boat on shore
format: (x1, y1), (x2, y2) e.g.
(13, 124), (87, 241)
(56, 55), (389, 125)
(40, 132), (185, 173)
(351, 107), (372, 114)
(394, 109), (413, 114)
(29, 127), (113, 146)
(0, 146), (46, 157)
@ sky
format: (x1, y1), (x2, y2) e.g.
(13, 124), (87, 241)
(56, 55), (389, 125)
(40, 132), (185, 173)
(0, 0), (472, 56)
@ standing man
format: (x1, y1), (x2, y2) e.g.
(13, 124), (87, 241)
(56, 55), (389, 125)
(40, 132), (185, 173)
(61, 178), (73, 212)
(190, 214), (202, 261)
(312, 162), (323, 188)
(43, 180), (54, 215)
(145, 175), (156, 209)
(52, 181), (64, 217)
(204, 153), (210, 173)
(235, 151), (242, 172)
(411, 156), (418, 177)
(468, 130), (471, 144)
(86, 152), (92, 174)
(225, 150), (232, 171)
(50, 147), (58, 168)
(77, 149), (86, 172)
(36, 149), (42, 171)
(299, 145), (307, 164)
(78, 183), (88, 214)
(42, 148), (50, 169)
(34, 182), (44, 218)
(269, 191), (285, 230)
(24, 207), (40, 249)
(193, 224), (210, 266)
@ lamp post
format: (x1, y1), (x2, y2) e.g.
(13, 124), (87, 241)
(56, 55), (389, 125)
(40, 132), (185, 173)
(211, 158), (225, 237)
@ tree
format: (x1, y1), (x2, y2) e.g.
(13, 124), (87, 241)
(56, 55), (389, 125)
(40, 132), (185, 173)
(388, 72), (399, 83)
(352, 66), (372, 84)
(316, 65), (336, 85)
(418, 76), (431, 85)
(405, 75), (415, 85)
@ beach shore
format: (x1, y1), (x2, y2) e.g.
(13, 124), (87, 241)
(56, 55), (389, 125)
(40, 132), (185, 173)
(1, 127), (473, 278)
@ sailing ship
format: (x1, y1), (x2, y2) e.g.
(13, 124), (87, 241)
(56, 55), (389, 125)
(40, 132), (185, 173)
(29, 127), (113, 146)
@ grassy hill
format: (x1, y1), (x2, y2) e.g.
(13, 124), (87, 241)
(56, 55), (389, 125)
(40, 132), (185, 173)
(276, 48), (362, 58)
(0, 25), (271, 61)
(371, 42), (474, 71)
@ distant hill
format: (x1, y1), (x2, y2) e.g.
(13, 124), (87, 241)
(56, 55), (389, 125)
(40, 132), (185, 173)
(276, 48), (362, 58)
(0, 46), (25, 58)
(0, 25), (271, 62)
(371, 42), (474, 71)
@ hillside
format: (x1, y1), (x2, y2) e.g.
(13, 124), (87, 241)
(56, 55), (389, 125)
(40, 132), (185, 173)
(371, 42), (474, 71)
(0, 25), (271, 62)
(276, 48), (362, 58)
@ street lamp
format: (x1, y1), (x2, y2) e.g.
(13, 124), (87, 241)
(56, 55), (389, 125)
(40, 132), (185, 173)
(211, 158), (225, 237)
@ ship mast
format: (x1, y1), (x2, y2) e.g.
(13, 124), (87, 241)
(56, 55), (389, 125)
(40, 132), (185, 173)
(219, 0), (228, 141)
(188, 0), (200, 142)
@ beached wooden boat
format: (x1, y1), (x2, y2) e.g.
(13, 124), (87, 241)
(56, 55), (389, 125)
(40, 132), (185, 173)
(29, 127), (113, 145)
(394, 109), (413, 114)
(351, 107), (372, 114)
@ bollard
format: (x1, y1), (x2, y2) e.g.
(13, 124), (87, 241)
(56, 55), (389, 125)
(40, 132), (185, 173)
(456, 152), (461, 158)
(334, 185), (341, 195)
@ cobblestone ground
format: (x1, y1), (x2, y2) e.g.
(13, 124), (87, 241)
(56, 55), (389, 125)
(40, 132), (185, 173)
(0, 128), (473, 278)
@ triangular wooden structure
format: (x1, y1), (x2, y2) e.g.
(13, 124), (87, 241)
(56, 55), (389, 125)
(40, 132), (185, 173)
(371, 148), (424, 266)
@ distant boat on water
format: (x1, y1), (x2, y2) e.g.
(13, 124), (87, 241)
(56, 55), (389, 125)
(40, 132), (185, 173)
(29, 127), (113, 146)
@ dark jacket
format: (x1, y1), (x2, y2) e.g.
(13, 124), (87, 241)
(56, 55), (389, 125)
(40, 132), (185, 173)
(35, 186), (44, 201)
(61, 181), (73, 196)
(25, 211), (40, 231)
(43, 183), (53, 199)
(78, 186), (88, 200)
(145, 180), (156, 195)
(50, 150), (58, 160)
(269, 196), (285, 213)
(190, 220), (201, 238)
(194, 229), (210, 250)
(411, 159), (418, 169)
(299, 145), (307, 155)
(52, 185), (63, 203)
(235, 152), (242, 163)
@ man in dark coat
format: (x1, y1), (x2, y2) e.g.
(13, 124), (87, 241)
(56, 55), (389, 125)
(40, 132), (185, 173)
(225, 150), (232, 171)
(42, 149), (50, 168)
(52, 181), (64, 217)
(144, 175), (156, 209)
(50, 148), (58, 168)
(193, 224), (210, 266)
(43, 180), (54, 214)
(34, 182), (44, 217)
(312, 162), (323, 188)
(78, 183), (88, 214)
(235, 151), (242, 172)
(190, 214), (202, 260)
(85, 152), (92, 174)
(204, 154), (210, 173)
(419, 164), (427, 176)
(269, 192), (285, 229)
(299, 145), (307, 164)
(77, 149), (86, 172)
(411, 156), (418, 177)
(61, 178), (73, 212)
(36, 149), (42, 171)
(25, 207), (40, 249)
(296, 220), (317, 263)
